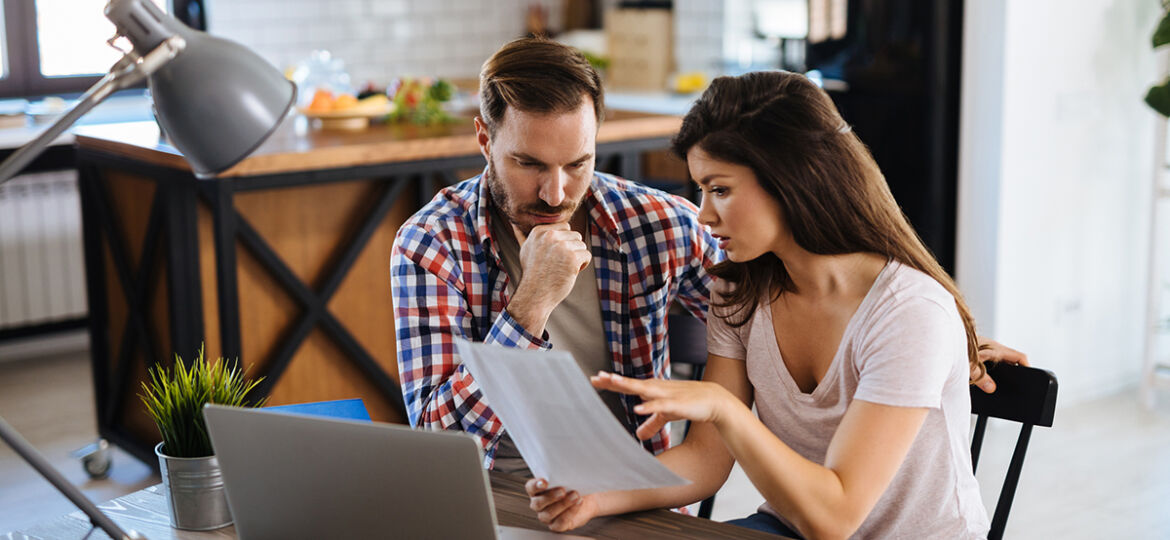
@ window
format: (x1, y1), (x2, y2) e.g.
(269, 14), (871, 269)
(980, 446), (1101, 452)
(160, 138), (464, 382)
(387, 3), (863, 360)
(0, 0), (205, 98)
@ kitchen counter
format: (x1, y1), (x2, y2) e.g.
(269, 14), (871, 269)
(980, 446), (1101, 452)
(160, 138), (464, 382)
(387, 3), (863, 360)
(74, 108), (681, 177)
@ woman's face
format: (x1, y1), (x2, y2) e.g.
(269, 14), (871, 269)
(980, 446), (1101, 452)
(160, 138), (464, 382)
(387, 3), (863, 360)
(687, 146), (793, 263)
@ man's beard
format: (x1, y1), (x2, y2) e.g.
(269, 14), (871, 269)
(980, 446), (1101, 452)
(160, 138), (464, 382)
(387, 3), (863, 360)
(485, 157), (582, 236)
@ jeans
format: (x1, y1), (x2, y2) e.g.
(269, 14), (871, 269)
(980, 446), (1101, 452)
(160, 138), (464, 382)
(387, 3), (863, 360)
(726, 512), (804, 538)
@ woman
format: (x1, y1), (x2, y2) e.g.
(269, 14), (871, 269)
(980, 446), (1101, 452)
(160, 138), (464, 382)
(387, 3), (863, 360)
(526, 71), (994, 539)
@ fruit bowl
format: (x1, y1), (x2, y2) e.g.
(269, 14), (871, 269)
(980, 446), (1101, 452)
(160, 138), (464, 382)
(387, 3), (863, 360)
(298, 103), (395, 130)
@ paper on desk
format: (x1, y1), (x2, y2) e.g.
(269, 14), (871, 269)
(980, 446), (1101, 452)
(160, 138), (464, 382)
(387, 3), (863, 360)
(455, 338), (690, 495)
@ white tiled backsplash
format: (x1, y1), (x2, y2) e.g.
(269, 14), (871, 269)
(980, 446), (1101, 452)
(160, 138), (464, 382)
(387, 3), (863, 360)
(674, 0), (725, 74)
(205, 0), (725, 90)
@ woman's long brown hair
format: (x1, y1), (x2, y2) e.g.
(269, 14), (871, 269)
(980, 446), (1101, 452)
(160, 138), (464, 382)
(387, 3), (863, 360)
(672, 71), (984, 383)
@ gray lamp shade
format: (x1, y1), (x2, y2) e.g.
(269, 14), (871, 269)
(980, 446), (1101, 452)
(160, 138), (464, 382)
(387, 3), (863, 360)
(106, 0), (295, 177)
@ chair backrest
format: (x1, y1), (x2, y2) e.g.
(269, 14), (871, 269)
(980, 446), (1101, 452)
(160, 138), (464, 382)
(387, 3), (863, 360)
(666, 312), (716, 519)
(668, 312), (708, 370)
(969, 362), (1058, 540)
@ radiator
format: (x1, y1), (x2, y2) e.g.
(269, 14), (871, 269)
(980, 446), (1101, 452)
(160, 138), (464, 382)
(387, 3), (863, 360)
(0, 171), (87, 329)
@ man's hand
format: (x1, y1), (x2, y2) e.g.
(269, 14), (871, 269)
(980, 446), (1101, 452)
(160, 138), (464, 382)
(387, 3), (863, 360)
(971, 336), (1029, 393)
(505, 222), (591, 336)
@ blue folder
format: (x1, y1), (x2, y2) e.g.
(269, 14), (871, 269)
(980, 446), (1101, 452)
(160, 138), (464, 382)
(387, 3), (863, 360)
(265, 398), (371, 422)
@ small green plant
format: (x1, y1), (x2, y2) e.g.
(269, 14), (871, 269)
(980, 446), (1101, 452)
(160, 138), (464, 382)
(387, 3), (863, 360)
(139, 346), (266, 458)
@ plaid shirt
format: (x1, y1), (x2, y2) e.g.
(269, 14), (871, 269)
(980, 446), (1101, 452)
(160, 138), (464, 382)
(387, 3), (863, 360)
(391, 171), (719, 467)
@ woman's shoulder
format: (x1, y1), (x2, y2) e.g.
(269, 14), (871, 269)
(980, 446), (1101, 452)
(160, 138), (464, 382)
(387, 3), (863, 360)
(706, 279), (768, 341)
(876, 261), (958, 315)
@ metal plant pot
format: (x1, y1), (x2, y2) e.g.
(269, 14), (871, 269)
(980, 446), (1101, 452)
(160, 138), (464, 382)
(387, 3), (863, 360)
(154, 442), (232, 530)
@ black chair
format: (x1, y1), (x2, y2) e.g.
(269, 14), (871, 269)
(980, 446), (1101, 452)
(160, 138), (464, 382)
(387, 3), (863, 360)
(667, 312), (716, 519)
(969, 361), (1058, 540)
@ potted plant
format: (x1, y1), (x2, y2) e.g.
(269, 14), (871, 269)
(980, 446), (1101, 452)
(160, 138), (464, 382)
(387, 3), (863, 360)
(138, 346), (265, 530)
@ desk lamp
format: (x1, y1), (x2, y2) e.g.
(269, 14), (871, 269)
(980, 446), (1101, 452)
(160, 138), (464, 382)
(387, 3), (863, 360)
(0, 0), (295, 184)
(0, 0), (294, 538)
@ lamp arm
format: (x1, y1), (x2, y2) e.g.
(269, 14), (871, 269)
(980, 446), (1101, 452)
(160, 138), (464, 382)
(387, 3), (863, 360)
(0, 416), (146, 539)
(0, 35), (186, 185)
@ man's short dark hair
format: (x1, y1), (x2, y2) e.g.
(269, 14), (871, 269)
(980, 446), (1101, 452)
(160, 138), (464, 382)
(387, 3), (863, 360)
(479, 37), (604, 134)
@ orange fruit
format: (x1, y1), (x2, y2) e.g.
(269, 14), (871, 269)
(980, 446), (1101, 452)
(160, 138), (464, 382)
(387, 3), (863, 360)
(307, 89), (335, 112)
(333, 94), (358, 110)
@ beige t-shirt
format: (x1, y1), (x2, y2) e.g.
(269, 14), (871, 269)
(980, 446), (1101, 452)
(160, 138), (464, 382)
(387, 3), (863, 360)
(489, 210), (622, 475)
(707, 261), (989, 539)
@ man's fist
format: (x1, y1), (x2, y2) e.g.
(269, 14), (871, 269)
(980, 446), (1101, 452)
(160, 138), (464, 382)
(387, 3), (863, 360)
(505, 222), (591, 336)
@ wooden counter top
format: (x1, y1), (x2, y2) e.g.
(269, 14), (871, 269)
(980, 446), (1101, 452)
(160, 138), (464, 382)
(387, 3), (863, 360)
(73, 109), (682, 178)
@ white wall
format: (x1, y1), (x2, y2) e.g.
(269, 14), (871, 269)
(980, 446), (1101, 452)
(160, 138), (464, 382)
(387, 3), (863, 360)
(958, 0), (1162, 405)
(202, 0), (725, 89)
(203, 0), (566, 85)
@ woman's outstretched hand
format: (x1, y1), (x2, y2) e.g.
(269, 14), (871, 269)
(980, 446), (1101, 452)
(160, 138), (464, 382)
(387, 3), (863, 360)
(525, 478), (599, 532)
(590, 371), (740, 441)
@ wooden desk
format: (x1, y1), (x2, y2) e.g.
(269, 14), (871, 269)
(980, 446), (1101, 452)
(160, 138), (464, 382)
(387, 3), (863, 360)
(71, 111), (685, 466)
(5, 472), (782, 540)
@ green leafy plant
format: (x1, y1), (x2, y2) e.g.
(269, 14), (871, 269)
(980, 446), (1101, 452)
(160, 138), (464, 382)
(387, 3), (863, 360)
(139, 346), (266, 458)
(1146, 4), (1170, 116)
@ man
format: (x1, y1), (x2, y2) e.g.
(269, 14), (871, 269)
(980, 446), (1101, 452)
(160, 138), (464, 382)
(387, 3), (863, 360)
(391, 37), (1027, 474)
(391, 37), (717, 473)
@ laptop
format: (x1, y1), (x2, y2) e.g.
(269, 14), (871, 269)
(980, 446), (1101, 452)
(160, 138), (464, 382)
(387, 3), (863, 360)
(203, 404), (587, 540)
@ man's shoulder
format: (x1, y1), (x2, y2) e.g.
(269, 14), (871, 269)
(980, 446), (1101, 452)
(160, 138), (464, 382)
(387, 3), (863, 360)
(401, 178), (480, 233)
(396, 177), (482, 252)
(593, 172), (700, 225)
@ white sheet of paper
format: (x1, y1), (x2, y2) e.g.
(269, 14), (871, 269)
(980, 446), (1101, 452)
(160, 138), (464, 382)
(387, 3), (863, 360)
(455, 338), (690, 495)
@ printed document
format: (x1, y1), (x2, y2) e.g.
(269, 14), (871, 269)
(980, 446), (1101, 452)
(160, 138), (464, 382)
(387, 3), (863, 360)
(455, 338), (690, 495)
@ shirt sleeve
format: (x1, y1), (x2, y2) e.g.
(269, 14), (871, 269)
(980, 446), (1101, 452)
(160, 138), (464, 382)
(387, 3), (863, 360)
(852, 296), (963, 409)
(705, 285), (748, 360)
(391, 223), (549, 467)
(672, 194), (721, 323)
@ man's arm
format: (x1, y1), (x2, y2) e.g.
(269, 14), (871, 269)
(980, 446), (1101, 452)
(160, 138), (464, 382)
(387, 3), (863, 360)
(391, 224), (551, 463)
(972, 336), (1030, 393)
(672, 195), (721, 322)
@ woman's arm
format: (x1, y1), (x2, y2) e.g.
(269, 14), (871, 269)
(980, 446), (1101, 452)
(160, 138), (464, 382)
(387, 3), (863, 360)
(527, 354), (753, 532)
(717, 399), (928, 540)
(601, 374), (929, 540)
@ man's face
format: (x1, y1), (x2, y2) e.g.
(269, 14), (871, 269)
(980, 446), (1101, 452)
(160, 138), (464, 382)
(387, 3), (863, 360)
(475, 98), (597, 235)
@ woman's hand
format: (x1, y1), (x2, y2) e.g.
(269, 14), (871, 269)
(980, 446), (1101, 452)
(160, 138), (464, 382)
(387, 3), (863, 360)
(591, 371), (744, 440)
(525, 478), (599, 532)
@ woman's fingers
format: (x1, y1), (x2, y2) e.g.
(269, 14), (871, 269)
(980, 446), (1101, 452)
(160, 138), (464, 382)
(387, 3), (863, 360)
(591, 371), (679, 400)
(590, 371), (646, 393)
(635, 412), (670, 440)
(536, 490), (581, 525)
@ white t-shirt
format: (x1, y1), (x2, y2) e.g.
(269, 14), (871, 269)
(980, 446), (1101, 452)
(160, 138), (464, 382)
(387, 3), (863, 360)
(707, 260), (989, 539)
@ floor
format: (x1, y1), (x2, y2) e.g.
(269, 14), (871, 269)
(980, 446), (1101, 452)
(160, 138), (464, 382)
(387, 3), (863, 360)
(2, 339), (1169, 538)
(0, 344), (157, 535)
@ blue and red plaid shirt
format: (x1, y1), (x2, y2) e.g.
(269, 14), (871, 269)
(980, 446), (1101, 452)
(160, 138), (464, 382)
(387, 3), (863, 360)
(391, 170), (720, 467)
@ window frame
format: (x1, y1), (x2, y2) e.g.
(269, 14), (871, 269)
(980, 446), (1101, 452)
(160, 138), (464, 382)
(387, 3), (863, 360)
(0, 0), (205, 99)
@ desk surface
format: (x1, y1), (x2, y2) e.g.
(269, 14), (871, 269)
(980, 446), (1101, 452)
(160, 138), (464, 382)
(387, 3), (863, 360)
(5, 472), (782, 540)
(72, 109), (681, 179)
